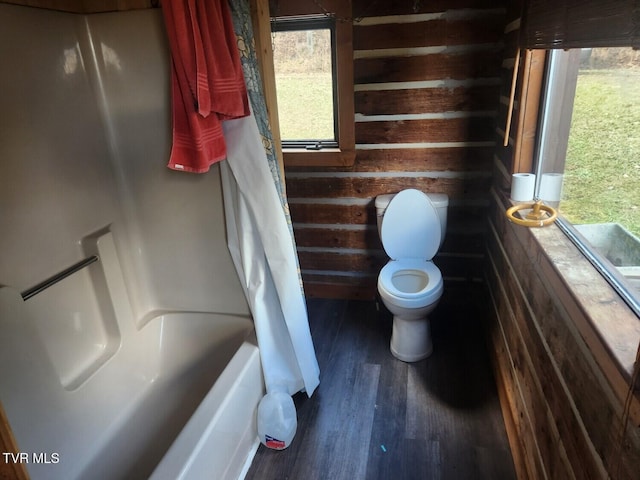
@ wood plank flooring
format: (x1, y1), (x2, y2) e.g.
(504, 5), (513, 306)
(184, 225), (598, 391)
(245, 286), (516, 480)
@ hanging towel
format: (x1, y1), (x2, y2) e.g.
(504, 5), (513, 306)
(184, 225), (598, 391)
(161, 0), (249, 173)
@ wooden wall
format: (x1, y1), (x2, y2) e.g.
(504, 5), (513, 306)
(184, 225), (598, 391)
(0, 0), (153, 13)
(0, 403), (27, 480)
(286, 0), (506, 299)
(486, 1), (640, 478)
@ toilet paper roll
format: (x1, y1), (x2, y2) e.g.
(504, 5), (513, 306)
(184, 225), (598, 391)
(510, 173), (536, 202)
(539, 173), (564, 203)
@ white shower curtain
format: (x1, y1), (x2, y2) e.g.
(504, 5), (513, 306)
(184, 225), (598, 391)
(220, 112), (320, 397)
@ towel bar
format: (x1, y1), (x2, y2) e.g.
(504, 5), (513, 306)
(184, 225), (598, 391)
(21, 255), (99, 301)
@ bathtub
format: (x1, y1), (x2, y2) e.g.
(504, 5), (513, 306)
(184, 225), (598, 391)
(0, 295), (263, 480)
(0, 232), (264, 480)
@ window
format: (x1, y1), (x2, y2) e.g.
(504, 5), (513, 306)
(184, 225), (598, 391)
(535, 47), (640, 317)
(269, 3), (355, 167)
(271, 17), (337, 149)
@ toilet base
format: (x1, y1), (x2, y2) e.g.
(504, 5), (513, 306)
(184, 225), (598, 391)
(390, 315), (433, 362)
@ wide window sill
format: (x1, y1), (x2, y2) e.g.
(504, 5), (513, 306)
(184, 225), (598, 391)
(523, 217), (640, 420)
(282, 148), (356, 167)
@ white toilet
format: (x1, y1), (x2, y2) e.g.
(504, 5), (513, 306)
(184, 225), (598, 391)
(375, 189), (448, 362)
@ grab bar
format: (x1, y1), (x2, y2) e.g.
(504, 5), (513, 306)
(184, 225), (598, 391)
(21, 255), (99, 301)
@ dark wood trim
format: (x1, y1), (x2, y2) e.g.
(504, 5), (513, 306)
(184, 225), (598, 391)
(250, 0), (286, 188)
(356, 85), (501, 116)
(355, 117), (495, 144)
(487, 328), (531, 480)
(294, 225), (485, 254)
(512, 49), (545, 174)
(351, 147), (494, 172)
(302, 275), (376, 299)
(0, 0), (153, 13)
(0, 402), (29, 480)
(286, 175), (491, 199)
(283, 149), (356, 168)
(352, 0), (503, 17)
(353, 17), (504, 50)
(354, 50), (503, 84)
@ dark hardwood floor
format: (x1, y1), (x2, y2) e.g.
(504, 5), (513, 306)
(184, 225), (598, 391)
(245, 285), (516, 480)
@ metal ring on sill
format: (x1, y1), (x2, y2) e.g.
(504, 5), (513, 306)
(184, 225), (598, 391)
(506, 200), (558, 227)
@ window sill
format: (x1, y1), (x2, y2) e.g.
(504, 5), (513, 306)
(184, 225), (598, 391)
(282, 148), (356, 167)
(520, 214), (640, 421)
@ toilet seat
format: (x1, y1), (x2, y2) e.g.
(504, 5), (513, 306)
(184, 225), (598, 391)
(378, 259), (443, 309)
(380, 189), (441, 261)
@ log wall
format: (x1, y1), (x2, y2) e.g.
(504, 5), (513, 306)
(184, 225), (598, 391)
(287, 0), (506, 299)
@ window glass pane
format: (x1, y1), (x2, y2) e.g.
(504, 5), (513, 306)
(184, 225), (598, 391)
(540, 47), (640, 301)
(272, 28), (335, 142)
(561, 47), (640, 241)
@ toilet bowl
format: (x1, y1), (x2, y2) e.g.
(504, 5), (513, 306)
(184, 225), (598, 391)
(375, 189), (448, 362)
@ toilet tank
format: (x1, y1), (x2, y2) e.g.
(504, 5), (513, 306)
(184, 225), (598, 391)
(375, 192), (449, 245)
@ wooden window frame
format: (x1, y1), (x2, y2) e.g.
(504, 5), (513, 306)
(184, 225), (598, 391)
(270, 0), (355, 167)
(271, 16), (339, 150)
(512, 48), (640, 423)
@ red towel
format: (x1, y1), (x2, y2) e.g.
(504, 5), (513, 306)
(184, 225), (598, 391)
(162, 0), (249, 173)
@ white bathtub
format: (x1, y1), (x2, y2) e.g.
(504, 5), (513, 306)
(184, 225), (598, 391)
(0, 291), (263, 480)
(151, 342), (264, 480)
(0, 232), (263, 480)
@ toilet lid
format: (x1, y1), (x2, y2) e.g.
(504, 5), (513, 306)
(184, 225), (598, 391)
(381, 189), (441, 261)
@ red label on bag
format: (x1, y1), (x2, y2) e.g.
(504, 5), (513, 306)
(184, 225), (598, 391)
(265, 435), (286, 449)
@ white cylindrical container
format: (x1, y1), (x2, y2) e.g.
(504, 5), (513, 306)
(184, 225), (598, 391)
(510, 173), (536, 202)
(539, 173), (564, 206)
(256, 385), (297, 450)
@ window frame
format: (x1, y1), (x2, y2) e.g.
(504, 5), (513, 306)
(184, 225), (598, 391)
(510, 48), (640, 421)
(533, 48), (640, 319)
(269, 2), (355, 168)
(271, 16), (339, 150)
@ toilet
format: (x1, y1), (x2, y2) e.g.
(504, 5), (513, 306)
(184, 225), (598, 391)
(375, 189), (448, 362)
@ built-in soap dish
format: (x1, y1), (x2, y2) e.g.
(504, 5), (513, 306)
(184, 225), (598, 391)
(23, 227), (122, 391)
